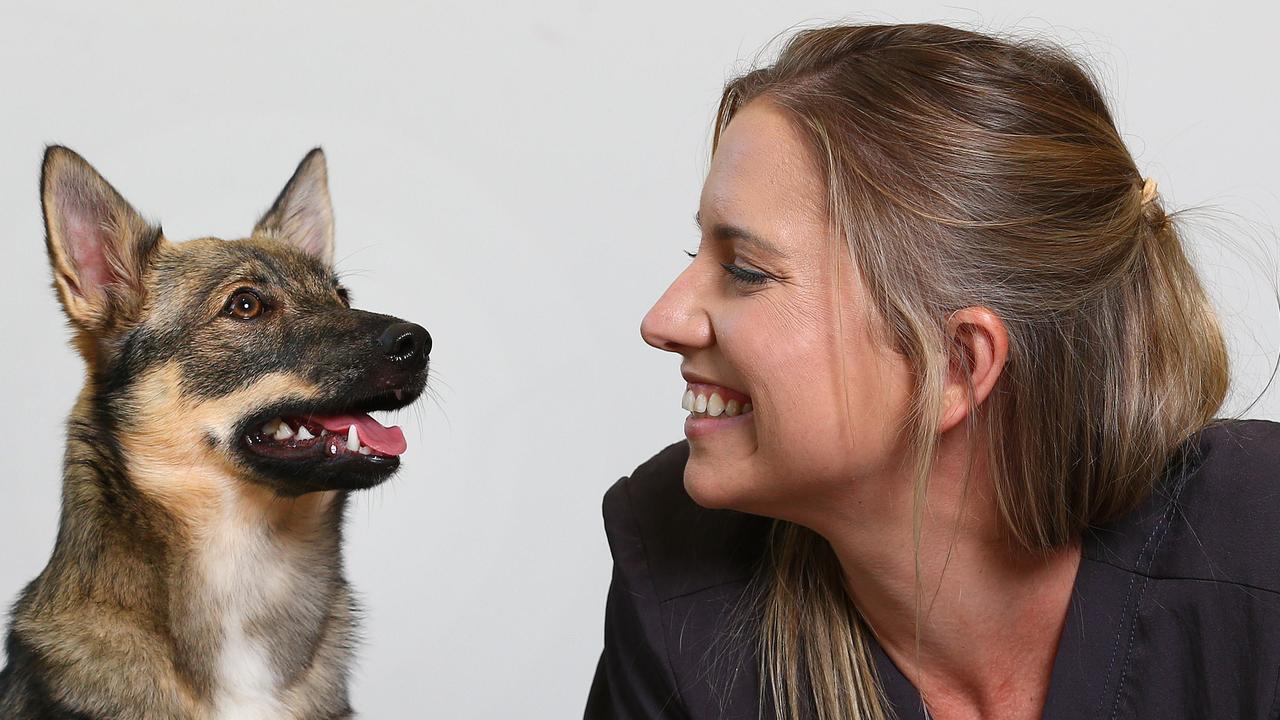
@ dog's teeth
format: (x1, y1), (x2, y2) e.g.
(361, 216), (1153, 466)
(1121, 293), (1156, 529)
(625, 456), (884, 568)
(347, 425), (359, 452)
(295, 426), (314, 441)
(262, 418), (280, 435)
(359, 446), (371, 455)
(395, 390), (404, 401)
(273, 422), (294, 441)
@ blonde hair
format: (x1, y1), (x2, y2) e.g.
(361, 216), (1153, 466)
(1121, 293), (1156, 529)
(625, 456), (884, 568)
(712, 23), (1232, 719)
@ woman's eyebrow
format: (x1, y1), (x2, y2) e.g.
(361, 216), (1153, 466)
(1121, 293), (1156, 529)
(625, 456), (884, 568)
(694, 211), (785, 257)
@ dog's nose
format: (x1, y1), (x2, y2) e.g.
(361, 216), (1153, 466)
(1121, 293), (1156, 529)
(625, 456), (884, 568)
(378, 322), (431, 368)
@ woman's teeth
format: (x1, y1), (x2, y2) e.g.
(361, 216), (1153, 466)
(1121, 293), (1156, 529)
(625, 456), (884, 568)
(682, 389), (752, 418)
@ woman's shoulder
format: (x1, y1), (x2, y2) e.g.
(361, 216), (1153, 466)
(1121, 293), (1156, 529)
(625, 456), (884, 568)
(1087, 418), (1280, 592)
(1065, 419), (1280, 717)
(602, 441), (770, 604)
(589, 443), (770, 719)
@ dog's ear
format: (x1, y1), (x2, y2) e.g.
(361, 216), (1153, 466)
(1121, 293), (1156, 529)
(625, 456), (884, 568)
(254, 148), (335, 265)
(41, 146), (162, 330)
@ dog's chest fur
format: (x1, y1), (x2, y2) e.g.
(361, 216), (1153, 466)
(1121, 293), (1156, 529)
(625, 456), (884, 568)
(186, 488), (347, 720)
(1, 454), (356, 720)
(201, 509), (301, 718)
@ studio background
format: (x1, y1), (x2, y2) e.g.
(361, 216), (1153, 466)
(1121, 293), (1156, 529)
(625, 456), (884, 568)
(1, 1), (1276, 717)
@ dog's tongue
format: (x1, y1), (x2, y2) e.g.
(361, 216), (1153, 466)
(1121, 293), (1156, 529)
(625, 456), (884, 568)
(315, 414), (407, 456)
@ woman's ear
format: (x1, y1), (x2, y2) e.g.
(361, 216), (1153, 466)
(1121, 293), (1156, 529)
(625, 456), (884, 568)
(939, 307), (1009, 433)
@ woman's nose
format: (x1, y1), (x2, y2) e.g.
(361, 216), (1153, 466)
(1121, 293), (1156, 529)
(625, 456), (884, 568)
(641, 267), (712, 353)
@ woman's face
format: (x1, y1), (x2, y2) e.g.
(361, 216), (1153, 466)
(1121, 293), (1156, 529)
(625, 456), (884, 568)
(641, 100), (915, 522)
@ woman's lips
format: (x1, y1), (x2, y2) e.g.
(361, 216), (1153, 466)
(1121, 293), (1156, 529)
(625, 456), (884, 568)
(682, 382), (753, 418)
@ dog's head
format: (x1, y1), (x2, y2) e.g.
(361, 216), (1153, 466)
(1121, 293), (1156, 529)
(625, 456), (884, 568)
(41, 146), (429, 497)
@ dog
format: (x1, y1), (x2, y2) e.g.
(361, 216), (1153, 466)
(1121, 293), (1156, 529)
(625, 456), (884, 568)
(0, 146), (430, 719)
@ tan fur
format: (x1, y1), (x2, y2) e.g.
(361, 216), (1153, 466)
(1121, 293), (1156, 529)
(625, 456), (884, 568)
(119, 362), (330, 528)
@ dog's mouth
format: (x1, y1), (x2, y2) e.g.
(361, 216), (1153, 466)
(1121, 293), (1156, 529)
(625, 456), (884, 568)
(238, 388), (418, 469)
(247, 412), (403, 461)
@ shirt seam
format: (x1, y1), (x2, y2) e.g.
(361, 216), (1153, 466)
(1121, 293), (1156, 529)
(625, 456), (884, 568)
(1104, 474), (1188, 720)
(656, 577), (754, 605)
(1081, 556), (1280, 597)
(1092, 510), (1166, 719)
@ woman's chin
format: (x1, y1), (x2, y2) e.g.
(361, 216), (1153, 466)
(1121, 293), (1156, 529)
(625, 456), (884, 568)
(681, 416), (765, 511)
(682, 457), (755, 511)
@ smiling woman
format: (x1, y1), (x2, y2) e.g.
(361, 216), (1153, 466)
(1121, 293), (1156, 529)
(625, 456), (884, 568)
(644, 100), (916, 518)
(586, 22), (1280, 720)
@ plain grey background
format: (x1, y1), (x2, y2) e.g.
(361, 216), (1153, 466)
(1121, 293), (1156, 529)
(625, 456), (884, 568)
(1, 0), (1277, 717)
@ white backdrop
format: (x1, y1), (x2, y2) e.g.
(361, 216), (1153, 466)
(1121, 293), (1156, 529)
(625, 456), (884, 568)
(1, 1), (1276, 717)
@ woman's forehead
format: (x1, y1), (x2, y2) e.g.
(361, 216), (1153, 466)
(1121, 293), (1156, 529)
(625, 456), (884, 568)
(701, 102), (828, 242)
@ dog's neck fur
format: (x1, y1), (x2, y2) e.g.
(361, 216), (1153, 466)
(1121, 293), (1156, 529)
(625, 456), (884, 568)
(9, 389), (356, 720)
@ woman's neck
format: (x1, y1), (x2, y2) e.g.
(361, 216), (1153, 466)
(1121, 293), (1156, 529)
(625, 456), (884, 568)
(807, 430), (1081, 720)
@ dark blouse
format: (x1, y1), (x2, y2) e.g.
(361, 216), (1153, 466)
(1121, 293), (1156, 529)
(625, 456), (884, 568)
(585, 419), (1280, 719)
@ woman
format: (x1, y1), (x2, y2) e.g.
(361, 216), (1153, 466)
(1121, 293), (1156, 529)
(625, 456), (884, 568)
(586, 22), (1280, 720)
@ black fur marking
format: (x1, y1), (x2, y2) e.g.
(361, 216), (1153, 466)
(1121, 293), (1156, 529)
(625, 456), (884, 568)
(67, 415), (145, 517)
(177, 307), (420, 398)
(2, 622), (101, 719)
(241, 448), (398, 495)
(96, 325), (172, 400)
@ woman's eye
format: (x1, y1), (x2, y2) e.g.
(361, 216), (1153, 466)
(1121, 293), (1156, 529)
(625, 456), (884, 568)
(225, 290), (265, 320)
(720, 262), (772, 285)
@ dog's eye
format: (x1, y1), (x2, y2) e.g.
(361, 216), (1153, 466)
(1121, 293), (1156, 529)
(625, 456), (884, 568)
(225, 290), (265, 320)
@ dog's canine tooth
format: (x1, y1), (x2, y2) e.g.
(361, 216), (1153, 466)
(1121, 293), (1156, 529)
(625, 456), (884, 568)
(347, 425), (359, 452)
(273, 422), (295, 441)
(262, 418), (281, 435)
(295, 426), (314, 441)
